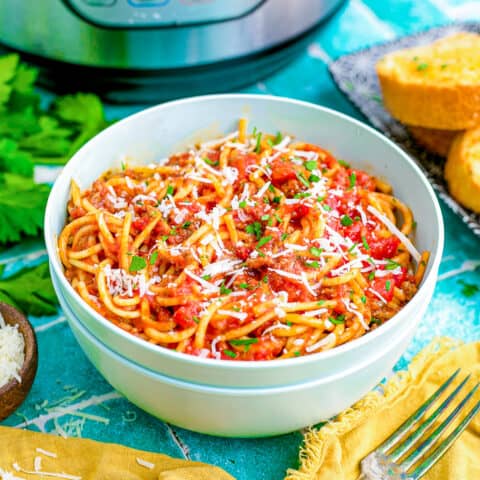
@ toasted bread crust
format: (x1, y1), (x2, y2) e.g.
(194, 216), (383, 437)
(445, 126), (480, 213)
(407, 125), (460, 157)
(377, 32), (480, 130)
(377, 74), (480, 129)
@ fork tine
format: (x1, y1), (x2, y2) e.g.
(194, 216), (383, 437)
(388, 374), (471, 461)
(377, 368), (460, 453)
(411, 398), (480, 479)
(400, 382), (480, 471)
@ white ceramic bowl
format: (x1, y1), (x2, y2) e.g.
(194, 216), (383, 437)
(53, 270), (430, 437)
(45, 95), (443, 394)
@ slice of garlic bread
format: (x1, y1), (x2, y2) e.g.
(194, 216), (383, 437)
(445, 125), (480, 213)
(408, 125), (461, 157)
(377, 32), (480, 130)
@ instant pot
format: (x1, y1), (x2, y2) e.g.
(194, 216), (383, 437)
(0, 0), (345, 103)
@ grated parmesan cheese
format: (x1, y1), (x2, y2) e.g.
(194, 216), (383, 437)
(136, 458), (154, 470)
(0, 313), (25, 388)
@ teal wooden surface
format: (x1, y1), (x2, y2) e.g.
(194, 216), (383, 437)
(2, 1), (480, 479)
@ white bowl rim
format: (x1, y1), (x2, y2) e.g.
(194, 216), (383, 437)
(45, 93), (444, 372)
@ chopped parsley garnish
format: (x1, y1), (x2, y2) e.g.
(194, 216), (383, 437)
(281, 233), (288, 241)
(338, 159), (350, 168)
(368, 271), (375, 281)
(329, 314), (345, 325)
(273, 131), (283, 145)
(360, 295), (367, 304)
(129, 255), (147, 272)
(385, 280), (392, 292)
(203, 156), (219, 166)
(341, 215), (353, 227)
(296, 171), (310, 188)
(306, 261), (320, 268)
(161, 235), (169, 241)
(371, 317), (382, 325)
(348, 243), (358, 253)
(268, 184), (275, 192)
(149, 251), (158, 265)
(322, 204), (331, 212)
(361, 235), (370, 251)
(246, 221), (263, 239)
(202, 274), (212, 280)
(121, 161), (126, 171)
(261, 214), (270, 221)
(220, 283), (232, 295)
(304, 160), (317, 171)
(294, 351), (301, 356)
(349, 172), (356, 189)
(262, 275), (269, 283)
(193, 316), (200, 324)
(257, 235), (272, 249)
(223, 349), (237, 358)
(239, 200), (247, 208)
(309, 174), (320, 183)
(286, 321), (293, 327)
(254, 132), (262, 153)
(182, 221), (191, 229)
(230, 338), (258, 346)
(294, 192), (311, 199)
(417, 63), (428, 71)
(239, 282), (250, 289)
(309, 246), (323, 257)
(316, 195), (325, 203)
(274, 213), (283, 223)
(166, 184), (175, 196)
(458, 280), (479, 298)
(317, 300), (325, 306)
(385, 259), (400, 270)
(273, 196), (281, 204)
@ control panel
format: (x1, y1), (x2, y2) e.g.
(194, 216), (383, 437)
(67, 0), (264, 28)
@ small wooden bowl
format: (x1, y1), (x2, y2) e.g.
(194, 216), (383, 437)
(0, 302), (38, 421)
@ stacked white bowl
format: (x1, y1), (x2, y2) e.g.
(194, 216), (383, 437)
(45, 95), (444, 437)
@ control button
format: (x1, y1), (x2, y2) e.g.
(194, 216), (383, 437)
(82, 0), (116, 6)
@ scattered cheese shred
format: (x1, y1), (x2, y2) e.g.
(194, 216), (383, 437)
(136, 458), (155, 470)
(12, 462), (81, 480)
(36, 448), (57, 458)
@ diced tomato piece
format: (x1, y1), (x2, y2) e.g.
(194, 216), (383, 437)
(370, 277), (395, 302)
(173, 302), (201, 328)
(367, 235), (400, 259)
(229, 152), (257, 181)
(285, 202), (312, 219)
(270, 159), (298, 186)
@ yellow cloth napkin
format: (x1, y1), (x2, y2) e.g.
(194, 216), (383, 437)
(286, 338), (480, 480)
(0, 425), (235, 480)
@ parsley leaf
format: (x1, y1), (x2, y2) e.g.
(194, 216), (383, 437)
(230, 338), (258, 346)
(257, 235), (272, 249)
(0, 173), (50, 244)
(458, 280), (479, 298)
(341, 215), (353, 226)
(304, 160), (317, 171)
(129, 255), (147, 272)
(246, 221), (263, 240)
(0, 262), (58, 316)
(149, 251), (159, 265)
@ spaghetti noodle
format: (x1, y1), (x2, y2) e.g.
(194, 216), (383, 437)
(58, 120), (429, 361)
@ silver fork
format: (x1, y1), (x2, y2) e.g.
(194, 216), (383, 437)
(360, 369), (480, 480)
